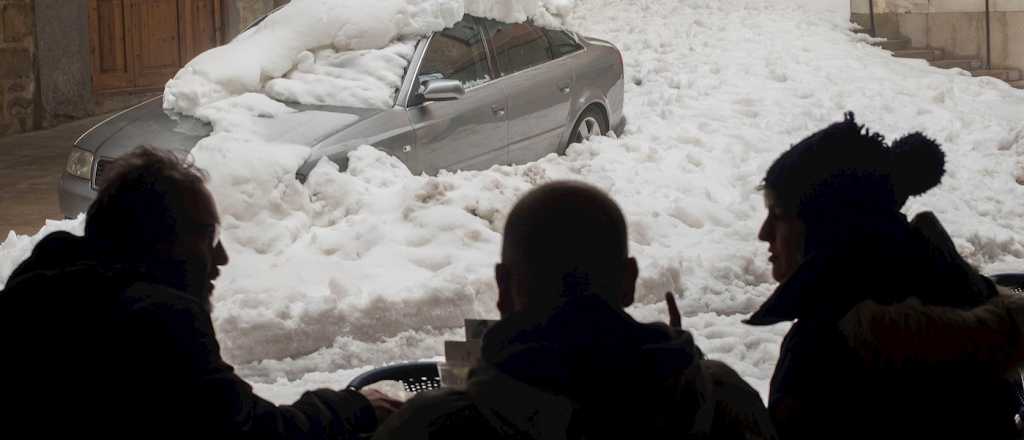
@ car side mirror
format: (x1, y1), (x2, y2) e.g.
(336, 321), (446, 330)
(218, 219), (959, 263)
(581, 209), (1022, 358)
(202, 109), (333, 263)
(419, 79), (465, 102)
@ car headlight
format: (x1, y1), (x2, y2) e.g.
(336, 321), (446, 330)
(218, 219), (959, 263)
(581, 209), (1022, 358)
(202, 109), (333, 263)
(66, 147), (95, 180)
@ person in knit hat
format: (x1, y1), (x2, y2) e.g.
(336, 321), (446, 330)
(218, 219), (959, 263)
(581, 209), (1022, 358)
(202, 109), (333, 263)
(746, 112), (1021, 439)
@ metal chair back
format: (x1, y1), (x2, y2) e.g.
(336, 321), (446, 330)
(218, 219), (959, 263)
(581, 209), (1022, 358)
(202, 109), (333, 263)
(347, 361), (441, 393)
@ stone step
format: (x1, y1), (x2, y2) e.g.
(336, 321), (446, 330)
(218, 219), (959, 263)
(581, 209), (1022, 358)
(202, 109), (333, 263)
(930, 59), (983, 70)
(971, 69), (1023, 82)
(893, 48), (944, 61)
(875, 37), (911, 51)
(853, 28), (903, 40)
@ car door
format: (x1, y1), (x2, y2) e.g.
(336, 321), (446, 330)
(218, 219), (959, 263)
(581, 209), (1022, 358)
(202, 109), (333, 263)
(407, 16), (508, 174)
(480, 19), (574, 165)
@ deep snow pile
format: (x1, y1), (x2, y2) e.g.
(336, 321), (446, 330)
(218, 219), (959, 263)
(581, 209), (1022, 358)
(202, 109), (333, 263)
(163, 0), (572, 114)
(2, 0), (1024, 404)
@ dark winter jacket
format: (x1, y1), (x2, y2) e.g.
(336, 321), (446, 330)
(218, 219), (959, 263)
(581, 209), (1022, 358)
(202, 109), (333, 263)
(746, 220), (1020, 439)
(374, 294), (777, 440)
(838, 291), (1024, 373)
(0, 231), (377, 439)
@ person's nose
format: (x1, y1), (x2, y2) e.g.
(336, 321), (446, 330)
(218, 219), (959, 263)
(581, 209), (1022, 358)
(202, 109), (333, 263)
(758, 217), (772, 243)
(214, 241), (229, 266)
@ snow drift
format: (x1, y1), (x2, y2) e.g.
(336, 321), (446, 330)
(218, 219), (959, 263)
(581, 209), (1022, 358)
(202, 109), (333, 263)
(163, 0), (573, 115)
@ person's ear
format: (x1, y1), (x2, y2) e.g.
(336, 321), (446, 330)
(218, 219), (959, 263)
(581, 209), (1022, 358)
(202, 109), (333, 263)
(150, 238), (179, 262)
(620, 257), (638, 308)
(496, 263), (513, 317)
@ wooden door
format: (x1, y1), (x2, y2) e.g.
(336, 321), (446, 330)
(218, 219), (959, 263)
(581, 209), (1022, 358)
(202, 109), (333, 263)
(127, 0), (182, 88)
(89, 0), (133, 90)
(180, 0), (222, 62)
(89, 0), (223, 92)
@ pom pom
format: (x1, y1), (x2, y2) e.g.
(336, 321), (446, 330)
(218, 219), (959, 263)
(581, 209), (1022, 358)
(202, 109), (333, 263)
(891, 132), (945, 200)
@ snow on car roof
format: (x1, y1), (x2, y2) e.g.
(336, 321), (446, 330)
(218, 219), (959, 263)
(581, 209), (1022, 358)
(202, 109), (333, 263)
(163, 0), (574, 117)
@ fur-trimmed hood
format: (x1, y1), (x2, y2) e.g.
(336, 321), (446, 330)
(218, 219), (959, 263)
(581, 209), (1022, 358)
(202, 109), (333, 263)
(747, 220), (993, 327)
(839, 289), (1024, 375)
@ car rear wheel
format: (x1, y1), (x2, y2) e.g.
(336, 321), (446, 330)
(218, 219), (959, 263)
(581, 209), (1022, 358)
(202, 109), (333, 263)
(567, 106), (608, 150)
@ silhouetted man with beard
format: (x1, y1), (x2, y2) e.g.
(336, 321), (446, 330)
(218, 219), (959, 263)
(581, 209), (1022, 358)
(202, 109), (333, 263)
(0, 147), (399, 439)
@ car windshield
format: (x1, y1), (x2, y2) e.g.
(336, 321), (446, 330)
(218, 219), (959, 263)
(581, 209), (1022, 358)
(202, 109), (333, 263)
(228, 7), (417, 110)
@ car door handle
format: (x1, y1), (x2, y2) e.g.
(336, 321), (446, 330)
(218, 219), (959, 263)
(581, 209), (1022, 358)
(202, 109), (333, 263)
(491, 105), (506, 117)
(558, 81), (572, 94)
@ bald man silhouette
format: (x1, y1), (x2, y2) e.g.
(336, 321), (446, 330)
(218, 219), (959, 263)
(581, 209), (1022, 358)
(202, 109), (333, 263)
(376, 181), (777, 440)
(496, 181), (638, 316)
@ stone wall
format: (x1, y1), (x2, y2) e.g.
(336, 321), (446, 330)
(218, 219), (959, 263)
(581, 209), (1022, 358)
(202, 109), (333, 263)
(853, 0), (1023, 13)
(34, 0), (92, 128)
(0, 0), (36, 136)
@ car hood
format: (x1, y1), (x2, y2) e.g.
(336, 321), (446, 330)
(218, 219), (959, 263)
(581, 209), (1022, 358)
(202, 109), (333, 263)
(76, 96), (383, 158)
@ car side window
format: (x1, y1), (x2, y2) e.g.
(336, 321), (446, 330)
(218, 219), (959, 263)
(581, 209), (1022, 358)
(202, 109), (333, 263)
(544, 29), (583, 58)
(418, 18), (492, 89)
(481, 20), (554, 76)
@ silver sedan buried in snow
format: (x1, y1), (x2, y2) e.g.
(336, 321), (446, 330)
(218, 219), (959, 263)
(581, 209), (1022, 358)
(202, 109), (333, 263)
(59, 14), (626, 218)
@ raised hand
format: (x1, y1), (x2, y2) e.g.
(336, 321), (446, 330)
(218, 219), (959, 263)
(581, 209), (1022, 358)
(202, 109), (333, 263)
(666, 291), (682, 330)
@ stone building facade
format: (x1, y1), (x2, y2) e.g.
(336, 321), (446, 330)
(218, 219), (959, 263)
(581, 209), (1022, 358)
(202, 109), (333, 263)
(0, 0), (36, 136)
(0, 0), (287, 138)
(852, 0), (1024, 83)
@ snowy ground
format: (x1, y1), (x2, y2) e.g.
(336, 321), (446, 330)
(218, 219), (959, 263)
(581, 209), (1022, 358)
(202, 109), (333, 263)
(2, 0), (1023, 404)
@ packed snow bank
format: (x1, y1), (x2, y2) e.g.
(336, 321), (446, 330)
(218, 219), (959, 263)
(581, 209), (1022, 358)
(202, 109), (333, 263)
(3, 0), (1024, 403)
(263, 41), (417, 108)
(163, 0), (461, 115)
(164, 0), (573, 116)
(0, 217), (84, 288)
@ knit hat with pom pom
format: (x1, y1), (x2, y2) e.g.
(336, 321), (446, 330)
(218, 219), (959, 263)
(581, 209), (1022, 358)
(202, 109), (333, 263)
(761, 112), (945, 256)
